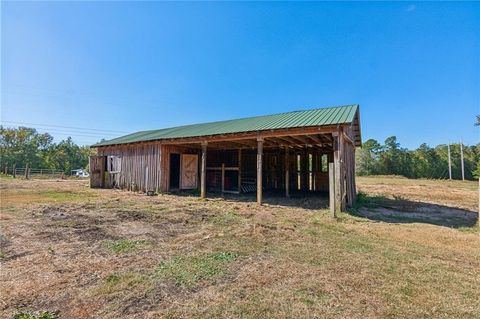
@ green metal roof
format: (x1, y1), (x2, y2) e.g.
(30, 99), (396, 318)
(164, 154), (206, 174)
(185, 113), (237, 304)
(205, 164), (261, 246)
(93, 104), (359, 147)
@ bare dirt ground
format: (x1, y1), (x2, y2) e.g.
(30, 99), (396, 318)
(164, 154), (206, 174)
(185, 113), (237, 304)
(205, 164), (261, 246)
(1, 176), (479, 318)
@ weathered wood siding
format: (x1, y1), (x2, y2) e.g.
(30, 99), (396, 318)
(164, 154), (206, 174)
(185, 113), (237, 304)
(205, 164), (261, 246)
(97, 143), (163, 192)
(89, 155), (106, 188)
(160, 145), (199, 192)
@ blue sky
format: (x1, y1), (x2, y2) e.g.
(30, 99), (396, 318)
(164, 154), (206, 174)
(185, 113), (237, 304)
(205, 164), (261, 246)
(1, 1), (479, 148)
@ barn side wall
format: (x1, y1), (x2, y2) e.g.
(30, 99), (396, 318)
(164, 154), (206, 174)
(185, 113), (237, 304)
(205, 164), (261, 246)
(95, 144), (206, 193)
(97, 143), (163, 192)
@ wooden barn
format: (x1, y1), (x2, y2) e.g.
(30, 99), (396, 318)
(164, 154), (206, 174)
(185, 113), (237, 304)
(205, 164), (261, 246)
(90, 104), (362, 212)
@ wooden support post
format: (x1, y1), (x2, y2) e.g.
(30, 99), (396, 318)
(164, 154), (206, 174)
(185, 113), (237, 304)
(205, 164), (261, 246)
(12, 164), (16, 178)
(333, 132), (342, 214)
(339, 129), (346, 211)
(221, 163), (225, 193)
(285, 147), (290, 198)
(145, 166), (149, 192)
(257, 138), (263, 205)
(301, 148), (308, 191)
(329, 162), (335, 217)
(25, 163), (29, 179)
(4, 166), (7, 175)
(201, 142), (207, 199)
(311, 152), (316, 191)
(238, 149), (242, 193)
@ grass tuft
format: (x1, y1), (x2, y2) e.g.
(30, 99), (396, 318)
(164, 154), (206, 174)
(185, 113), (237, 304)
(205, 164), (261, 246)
(156, 252), (239, 287)
(97, 272), (148, 295)
(13, 311), (56, 319)
(210, 210), (241, 225)
(354, 191), (387, 209)
(104, 239), (147, 254)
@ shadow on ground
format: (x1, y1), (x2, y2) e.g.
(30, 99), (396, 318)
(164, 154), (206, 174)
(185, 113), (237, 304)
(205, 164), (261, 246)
(350, 194), (478, 228)
(170, 189), (330, 210)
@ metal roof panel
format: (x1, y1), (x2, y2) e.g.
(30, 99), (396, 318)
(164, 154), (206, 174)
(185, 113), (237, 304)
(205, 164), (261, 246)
(93, 104), (359, 147)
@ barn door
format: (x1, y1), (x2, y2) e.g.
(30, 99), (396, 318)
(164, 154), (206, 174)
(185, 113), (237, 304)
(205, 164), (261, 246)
(181, 154), (198, 189)
(89, 156), (106, 188)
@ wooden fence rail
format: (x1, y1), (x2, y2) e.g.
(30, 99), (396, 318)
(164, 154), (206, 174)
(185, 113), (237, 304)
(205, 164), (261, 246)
(2, 167), (68, 179)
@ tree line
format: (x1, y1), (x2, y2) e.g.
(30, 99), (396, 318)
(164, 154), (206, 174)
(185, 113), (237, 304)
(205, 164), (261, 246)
(356, 136), (479, 180)
(1, 126), (478, 180)
(0, 126), (94, 174)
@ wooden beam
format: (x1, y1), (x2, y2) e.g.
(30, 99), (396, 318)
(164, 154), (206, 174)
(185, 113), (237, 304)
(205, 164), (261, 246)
(275, 136), (307, 149)
(308, 134), (323, 145)
(221, 163), (225, 193)
(343, 132), (355, 146)
(257, 138), (263, 205)
(274, 136), (296, 145)
(329, 162), (335, 217)
(301, 148), (308, 191)
(333, 132), (342, 214)
(285, 147), (290, 198)
(200, 142), (207, 199)
(289, 135), (310, 145)
(339, 129), (346, 211)
(96, 126), (340, 149)
(238, 149), (242, 193)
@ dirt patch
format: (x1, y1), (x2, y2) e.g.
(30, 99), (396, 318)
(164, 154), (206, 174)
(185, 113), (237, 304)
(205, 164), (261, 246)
(1, 177), (479, 319)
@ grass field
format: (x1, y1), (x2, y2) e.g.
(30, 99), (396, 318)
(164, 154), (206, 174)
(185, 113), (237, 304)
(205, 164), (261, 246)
(1, 176), (478, 318)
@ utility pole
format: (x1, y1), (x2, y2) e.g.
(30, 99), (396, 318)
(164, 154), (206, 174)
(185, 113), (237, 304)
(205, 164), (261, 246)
(460, 142), (465, 181)
(447, 144), (452, 180)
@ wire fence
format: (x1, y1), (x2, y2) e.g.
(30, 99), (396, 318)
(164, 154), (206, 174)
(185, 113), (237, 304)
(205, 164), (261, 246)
(1, 167), (85, 179)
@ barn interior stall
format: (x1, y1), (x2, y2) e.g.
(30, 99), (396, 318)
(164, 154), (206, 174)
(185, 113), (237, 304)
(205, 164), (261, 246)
(90, 105), (361, 213)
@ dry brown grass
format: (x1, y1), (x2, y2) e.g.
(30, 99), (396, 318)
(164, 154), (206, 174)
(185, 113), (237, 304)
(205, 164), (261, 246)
(357, 175), (478, 211)
(0, 176), (479, 318)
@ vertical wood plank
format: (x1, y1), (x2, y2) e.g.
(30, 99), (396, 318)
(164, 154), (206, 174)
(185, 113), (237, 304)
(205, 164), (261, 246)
(221, 163), (225, 193)
(201, 142), (207, 198)
(329, 162), (335, 216)
(238, 149), (242, 193)
(285, 147), (290, 198)
(333, 132), (342, 214)
(257, 138), (263, 205)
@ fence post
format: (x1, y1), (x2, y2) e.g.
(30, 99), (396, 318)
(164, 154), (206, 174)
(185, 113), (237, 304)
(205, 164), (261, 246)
(13, 164), (16, 178)
(25, 163), (29, 179)
(4, 166), (7, 175)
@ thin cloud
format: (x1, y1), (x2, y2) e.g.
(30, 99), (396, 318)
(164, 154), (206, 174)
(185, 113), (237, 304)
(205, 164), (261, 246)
(406, 4), (416, 12)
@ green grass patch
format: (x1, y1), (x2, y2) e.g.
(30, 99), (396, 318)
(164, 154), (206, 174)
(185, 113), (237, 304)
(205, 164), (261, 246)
(457, 225), (480, 234)
(294, 288), (331, 306)
(41, 189), (96, 202)
(14, 311), (56, 319)
(97, 272), (148, 295)
(353, 192), (388, 209)
(156, 252), (239, 287)
(342, 238), (373, 254)
(210, 210), (241, 225)
(104, 239), (148, 254)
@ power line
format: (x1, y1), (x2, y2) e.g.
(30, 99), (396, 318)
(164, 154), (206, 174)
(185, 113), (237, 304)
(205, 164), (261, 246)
(33, 130), (114, 139)
(26, 127), (119, 137)
(0, 120), (128, 134)
(1, 125), (118, 139)
(1, 127), (114, 143)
